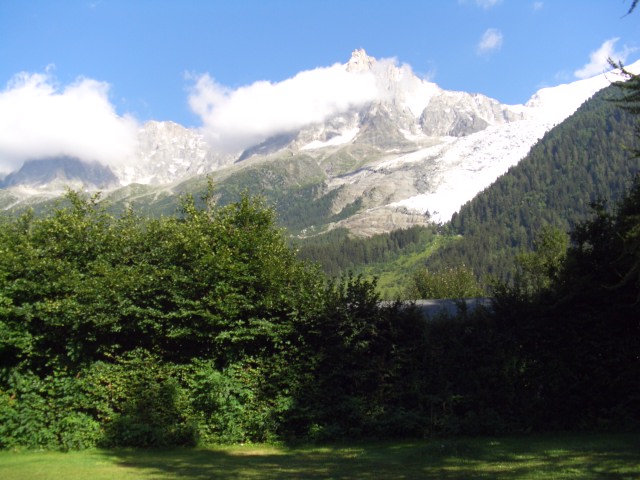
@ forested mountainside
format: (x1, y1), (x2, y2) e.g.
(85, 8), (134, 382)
(294, 225), (439, 277)
(425, 83), (640, 282)
(295, 83), (639, 286)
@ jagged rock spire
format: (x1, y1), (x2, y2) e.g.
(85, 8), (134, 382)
(346, 48), (376, 72)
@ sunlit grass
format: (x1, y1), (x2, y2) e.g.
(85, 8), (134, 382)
(1, 432), (638, 479)
(362, 233), (462, 299)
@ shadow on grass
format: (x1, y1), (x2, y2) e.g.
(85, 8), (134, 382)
(102, 433), (640, 480)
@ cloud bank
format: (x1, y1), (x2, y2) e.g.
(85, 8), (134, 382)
(0, 72), (139, 174)
(188, 62), (383, 153)
(574, 38), (637, 79)
(477, 28), (503, 55)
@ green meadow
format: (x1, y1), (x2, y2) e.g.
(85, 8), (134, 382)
(1, 433), (638, 480)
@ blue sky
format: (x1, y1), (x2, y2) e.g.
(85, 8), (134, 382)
(0, 0), (638, 171)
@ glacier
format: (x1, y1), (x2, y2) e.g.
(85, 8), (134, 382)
(2, 48), (638, 235)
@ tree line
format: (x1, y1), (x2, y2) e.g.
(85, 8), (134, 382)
(295, 225), (438, 276)
(2, 173), (638, 449)
(428, 83), (639, 284)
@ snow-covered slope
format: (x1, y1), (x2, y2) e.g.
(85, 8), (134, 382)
(2, 49), (637, 235)
(250, 50), (639, 232)
(378, 64), (638, 225)
(388, 119), (551, 223)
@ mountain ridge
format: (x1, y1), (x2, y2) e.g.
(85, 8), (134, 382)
(2, 50), (637, 236)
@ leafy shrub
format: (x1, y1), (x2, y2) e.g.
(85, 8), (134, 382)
(85, 350), (197, 448)
(187, 360), (251, 444)
(407, 264), (483, 299)
(0, 369), (100, 450)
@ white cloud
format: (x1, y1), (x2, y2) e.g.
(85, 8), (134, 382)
(532, 1), (543, 11)
(188, 62), (383, 153)
(0, 71), (139, 174)
(476, 28), (503, 55)
(574, 38), (637, 79)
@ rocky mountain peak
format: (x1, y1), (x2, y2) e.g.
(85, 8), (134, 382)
(346, 48), (376, 73)
(0, 157), (118, 190)
(2, 51), (634, 238)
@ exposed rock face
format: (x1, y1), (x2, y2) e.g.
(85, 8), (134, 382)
(346, 48), (376, 73)
(420, 92), (523, 137)
(113, 121), (235, 185)
(353, 103), (415, 149)
(0, 157), (118, 189)
(330, 206), (432, 237)
(238, 133), (298, 162)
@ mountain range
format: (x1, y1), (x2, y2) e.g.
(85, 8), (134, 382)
(1, 49), (636, 236)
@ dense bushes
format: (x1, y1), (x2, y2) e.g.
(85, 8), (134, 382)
(0, 190), (324, 371)
(405, 264), (484, 299)
(1, 175), (639, 450)
(488, 175), (640, 431)
(0, 190), (322, 448)
(0, 369), (100, 450)
(0, 191), (436, 448)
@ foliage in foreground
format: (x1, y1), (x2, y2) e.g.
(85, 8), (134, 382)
(0, 191), (430, 448)
(1, 174), (640, 449)
(0, 191), (317, 447)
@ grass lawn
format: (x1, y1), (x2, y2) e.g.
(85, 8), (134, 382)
(0, 432), (638, 479)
